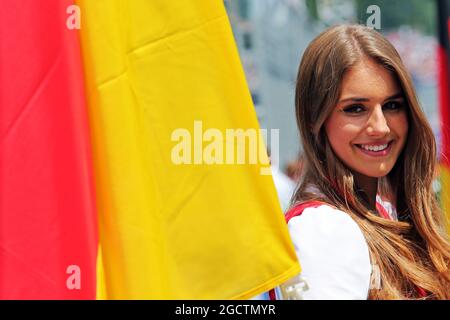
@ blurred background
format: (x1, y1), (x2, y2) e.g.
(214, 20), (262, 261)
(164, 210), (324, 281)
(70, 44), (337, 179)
(224, 0), (441, 191)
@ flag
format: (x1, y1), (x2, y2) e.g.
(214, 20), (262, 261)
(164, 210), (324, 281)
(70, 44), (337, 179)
(437, 0), (450, 234)
(77, 0), (300, 299)
(0, 1), (97, 299)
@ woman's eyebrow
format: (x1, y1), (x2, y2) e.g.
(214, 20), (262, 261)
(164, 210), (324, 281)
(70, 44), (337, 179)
(338, 92), (404, 104)
(383, 92), (404, 101)
(338, 96), (370, 103)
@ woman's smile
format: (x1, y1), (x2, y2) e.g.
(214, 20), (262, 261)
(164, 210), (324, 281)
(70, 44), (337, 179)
(354, 140), (394, 157)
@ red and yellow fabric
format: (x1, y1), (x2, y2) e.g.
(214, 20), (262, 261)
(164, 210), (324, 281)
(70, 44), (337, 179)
(0, 0), (300, 299)
(437, 0), (450, 234)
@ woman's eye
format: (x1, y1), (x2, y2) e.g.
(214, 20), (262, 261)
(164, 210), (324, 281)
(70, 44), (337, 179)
(383, 101), (403, 111)
(343, 105), (365, 113)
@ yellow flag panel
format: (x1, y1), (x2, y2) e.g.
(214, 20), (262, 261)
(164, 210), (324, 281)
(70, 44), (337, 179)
(78, 0), (300, 299)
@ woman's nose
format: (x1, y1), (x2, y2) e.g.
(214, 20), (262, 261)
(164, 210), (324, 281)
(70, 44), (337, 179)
(366, 106), (390, 136)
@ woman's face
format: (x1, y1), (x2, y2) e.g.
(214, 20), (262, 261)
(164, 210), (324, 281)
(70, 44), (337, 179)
(324, 58), (409, 178)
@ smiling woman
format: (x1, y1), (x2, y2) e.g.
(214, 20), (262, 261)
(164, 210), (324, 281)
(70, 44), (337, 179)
(325, 57), (409, 209)
(270, 24), (450, 300)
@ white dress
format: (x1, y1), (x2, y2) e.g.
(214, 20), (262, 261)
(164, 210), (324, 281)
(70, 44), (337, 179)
(283, 204), (372, 299)
(252, 196), (397, 300)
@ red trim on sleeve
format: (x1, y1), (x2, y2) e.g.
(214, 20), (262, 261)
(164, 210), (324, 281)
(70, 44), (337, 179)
(285, 201), (327, 223)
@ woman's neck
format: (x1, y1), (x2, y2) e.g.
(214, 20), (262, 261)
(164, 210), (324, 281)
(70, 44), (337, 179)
(353, 172), (378, 210)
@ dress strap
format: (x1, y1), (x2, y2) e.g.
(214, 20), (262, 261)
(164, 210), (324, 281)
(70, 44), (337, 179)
(285, 200), (327, 223)
(375, 201), (391, 220)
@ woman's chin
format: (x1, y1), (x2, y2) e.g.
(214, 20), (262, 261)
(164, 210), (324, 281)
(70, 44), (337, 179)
(358, 168), (392, 178)
(352, 163), (395, 178)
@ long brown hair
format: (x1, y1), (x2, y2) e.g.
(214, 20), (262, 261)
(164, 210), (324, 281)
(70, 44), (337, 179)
(293, 24), (450, 299)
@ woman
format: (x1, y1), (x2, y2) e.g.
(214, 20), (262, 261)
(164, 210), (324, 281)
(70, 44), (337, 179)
(275, 24), (450, 300)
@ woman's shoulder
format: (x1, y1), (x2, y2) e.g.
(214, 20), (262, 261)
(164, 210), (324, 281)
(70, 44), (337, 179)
(286, 201), (372, 299)
(286, 201), (365, 245)
(287, 184), (349, 222)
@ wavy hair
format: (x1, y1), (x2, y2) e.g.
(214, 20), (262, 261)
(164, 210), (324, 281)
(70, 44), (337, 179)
(293, 24), (450, 299)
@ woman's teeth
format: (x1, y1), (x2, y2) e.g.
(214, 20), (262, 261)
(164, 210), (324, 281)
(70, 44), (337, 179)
(358, 143), (389, 151)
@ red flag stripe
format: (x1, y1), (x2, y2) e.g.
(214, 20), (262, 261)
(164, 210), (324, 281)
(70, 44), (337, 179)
(0, 1), (97, 299)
